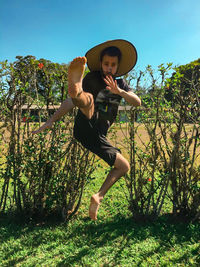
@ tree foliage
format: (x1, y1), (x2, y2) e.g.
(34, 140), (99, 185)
(165, 59), (200, 121)
(1, 55), (69, 106)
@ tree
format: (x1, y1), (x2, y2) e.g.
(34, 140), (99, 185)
(2, 55), (69, 105)
(165, 59), (200, 108)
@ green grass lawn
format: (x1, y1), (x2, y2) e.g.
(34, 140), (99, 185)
(0, 168), (200, 267)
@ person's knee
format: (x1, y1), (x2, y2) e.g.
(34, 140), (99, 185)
(80, 93), (94, 119)
(122, 160), (130, 174)
(87, 93), (94, 107)
(114, 153), (130, 174)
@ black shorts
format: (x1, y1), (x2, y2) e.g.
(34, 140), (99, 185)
(73, 110), (120, 166)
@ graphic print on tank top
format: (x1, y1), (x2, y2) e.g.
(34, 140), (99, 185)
(94, 88), (122, 135)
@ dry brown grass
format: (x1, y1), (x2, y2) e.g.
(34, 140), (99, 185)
(108, 123), (200, 165)
(1, 122), (199, 163)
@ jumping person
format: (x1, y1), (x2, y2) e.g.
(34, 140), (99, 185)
(32, 39), (141, 220)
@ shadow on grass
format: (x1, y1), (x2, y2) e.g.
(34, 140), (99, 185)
(0, 211), (63, 241)
(0, 213), (199, 266)
(59, 214), (200, 266)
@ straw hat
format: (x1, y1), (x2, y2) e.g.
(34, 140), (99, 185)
(85, 39), (137, 77)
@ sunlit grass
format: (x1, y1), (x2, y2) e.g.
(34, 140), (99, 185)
(0, 167), (200, 266)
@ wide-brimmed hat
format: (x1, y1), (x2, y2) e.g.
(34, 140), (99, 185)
(85, 39), (137, 77)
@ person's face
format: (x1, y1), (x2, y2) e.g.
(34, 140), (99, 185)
(101, 55), (119, 77)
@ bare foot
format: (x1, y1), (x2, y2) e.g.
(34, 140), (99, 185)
(68, 57), (87, 98)
(89, 194), (103, 220)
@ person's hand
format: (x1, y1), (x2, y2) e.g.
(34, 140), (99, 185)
(104, 75), (122, 95)
(32, 121), (53, 135)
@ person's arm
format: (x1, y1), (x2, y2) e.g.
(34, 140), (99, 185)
(32, 98), (75, 135)
(104, 75), (141, 107)
(118, 90), (141, 106)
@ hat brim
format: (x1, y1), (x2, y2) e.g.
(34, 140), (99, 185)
(85, 39), (137, 77)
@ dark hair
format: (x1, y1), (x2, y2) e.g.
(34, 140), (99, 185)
(100, 46), (122, 62)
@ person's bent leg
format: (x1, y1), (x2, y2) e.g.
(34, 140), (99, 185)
(89, 153), (130, 220)
(68, 57), (94, 119)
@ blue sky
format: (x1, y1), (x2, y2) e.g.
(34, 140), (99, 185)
(1, 0), (200, 71)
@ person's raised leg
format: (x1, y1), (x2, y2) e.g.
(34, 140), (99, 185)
(68, 57), (94, 119)
(89, 153), (130, 220)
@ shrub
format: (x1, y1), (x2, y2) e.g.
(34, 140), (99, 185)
(0, 59), (95, 221)
(125, 64), (200, 221)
